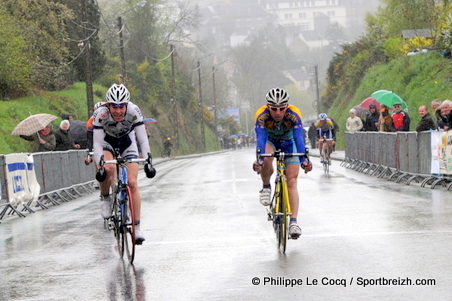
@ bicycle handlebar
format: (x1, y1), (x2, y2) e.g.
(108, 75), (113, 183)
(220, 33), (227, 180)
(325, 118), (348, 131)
(257, 148), (309, 161)
(102, 157), (148, 165)
(97, 150), (156, 179)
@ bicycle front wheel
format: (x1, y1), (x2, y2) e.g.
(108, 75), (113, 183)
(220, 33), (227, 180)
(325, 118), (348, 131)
(122, 186), (136, 263)
(111, 193), (122, 256)
(279, 180), (289, 253)
(274, 180), (288, 253)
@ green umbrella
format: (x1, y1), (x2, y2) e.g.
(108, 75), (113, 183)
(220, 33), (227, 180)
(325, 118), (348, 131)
(371, 90), (407, 109)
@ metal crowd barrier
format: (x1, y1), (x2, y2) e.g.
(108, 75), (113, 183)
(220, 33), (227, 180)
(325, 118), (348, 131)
(1, 150), (97, 221)
(342, 131), (452, 190)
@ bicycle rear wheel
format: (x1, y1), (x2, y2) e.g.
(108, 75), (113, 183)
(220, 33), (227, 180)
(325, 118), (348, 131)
(322, 147), (329, 175)
(122, 186), (136, 263)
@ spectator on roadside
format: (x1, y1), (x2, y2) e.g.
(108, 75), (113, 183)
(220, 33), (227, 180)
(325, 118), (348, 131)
(307, 122), (317, 149)
(377, 105), (392, 132)
(346, 108), (363, 132)
(54, 120), (81, 151)
(20, 123), (56, 152)
(415, 105), (436, 132)
(431, 99), (442, 126)
(329, 116), (340, 151)
(363, 104), (380, 131)
(391, 102), (410, 131)
(438, 99), (452, 130)
(61, 113), (74, 122)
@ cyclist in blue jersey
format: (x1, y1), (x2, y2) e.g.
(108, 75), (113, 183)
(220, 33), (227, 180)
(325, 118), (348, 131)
(315, 113), (334, 164)
(252, 87), (312, 239)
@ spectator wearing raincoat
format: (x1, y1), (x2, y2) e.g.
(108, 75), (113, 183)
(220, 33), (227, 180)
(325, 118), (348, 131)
(345, 108), (363, 132)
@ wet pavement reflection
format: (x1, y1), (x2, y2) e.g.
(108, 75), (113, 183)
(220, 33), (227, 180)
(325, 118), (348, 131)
(1, 149), (451, 300)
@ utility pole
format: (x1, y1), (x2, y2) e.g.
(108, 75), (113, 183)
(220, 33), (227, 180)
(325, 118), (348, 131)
(212, 66), (219, 149)
(170, 44), (179, 147)
(118, 16), (126, 85)
(197, 61), (206, 151)
(314, 64), (320, 114)
(82, 0), (94, 117)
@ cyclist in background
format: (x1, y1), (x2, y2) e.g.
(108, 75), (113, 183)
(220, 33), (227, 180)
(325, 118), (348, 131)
(92, 84), (151, 244)
(315, 113), (334, 164)
(163, 137), (173, 157)
(252, 87), (312, 239)
(85, 102), (106, 165)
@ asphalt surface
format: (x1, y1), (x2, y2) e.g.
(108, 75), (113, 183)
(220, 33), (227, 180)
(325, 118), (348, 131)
(1, 148), (451, 300)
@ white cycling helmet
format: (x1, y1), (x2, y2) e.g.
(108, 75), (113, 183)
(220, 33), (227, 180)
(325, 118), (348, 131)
(318, 113), (328, 120)
(266, 88), (289, 106)
(106, 84), (130, 104)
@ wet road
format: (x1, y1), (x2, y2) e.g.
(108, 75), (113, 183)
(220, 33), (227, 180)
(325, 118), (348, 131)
(1, 149), (452, 300)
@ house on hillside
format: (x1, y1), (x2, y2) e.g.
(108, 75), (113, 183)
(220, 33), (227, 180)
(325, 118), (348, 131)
(401, 29), (433, 41)
(283, 68), (311, 91)
(199, 2), (275, 48)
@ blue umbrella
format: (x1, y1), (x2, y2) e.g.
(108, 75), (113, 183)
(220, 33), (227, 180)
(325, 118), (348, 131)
(143, 118), (157, 125)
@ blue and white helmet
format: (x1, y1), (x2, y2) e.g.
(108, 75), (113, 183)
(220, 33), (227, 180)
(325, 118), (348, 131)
(318, 113), (328, 120)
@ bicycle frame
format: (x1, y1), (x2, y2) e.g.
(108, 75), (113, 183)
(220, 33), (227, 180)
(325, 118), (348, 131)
(319, 137), (333, 175)
(259, 150), (307, 253)
(101, 152), (148, 264)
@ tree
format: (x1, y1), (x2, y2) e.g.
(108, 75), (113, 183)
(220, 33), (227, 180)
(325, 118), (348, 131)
(60, 0), (106, 83)
(0, 6), (33, 99)
(375, 0), (437, 37)
(3, 0), (73, 90)
(230, 25), (295, 111)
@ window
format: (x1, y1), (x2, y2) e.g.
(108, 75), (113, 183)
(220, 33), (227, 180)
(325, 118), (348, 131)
(327, 11), (335, 17)
(300, 22), (310, 30)
(284, 13), (293, 19)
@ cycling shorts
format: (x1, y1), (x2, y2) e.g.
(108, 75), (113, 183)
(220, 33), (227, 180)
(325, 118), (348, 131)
(267, 139), (300, 165)
(318, 129), (333, 140)
(103, 132), (139, 160)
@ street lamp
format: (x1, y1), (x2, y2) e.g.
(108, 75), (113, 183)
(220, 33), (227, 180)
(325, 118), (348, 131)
(117, 1), (147, 85)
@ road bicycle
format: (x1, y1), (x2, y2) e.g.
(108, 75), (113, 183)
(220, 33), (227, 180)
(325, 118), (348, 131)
(97, 150), (155, 264)
(161, 147), (172, 158)
(258, 149), (309, 253)
(319, 137), (333, 176)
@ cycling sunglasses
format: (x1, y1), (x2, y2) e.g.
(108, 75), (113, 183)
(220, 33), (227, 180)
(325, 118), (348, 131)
(268, 105), (287, 112)
(110, 103), (127, 108)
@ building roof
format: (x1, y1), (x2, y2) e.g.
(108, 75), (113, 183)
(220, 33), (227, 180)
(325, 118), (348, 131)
(401, 29), (433, 39)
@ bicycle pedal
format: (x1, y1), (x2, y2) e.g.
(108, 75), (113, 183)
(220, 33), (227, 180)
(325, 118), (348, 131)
(107, 221), (114, 230)
(135, 239), (144, 245)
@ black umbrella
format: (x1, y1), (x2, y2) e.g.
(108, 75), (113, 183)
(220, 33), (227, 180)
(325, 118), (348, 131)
(70, 120), (88, 149)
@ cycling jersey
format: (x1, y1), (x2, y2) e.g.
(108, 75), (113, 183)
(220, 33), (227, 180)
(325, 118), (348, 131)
(315, 119), (334, 139)
(254, 104), (307, 164)
(92, 102), (150, 164)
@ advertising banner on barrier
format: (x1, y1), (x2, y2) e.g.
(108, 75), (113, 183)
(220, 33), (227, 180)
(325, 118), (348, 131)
(4, 153), (41, 206)
(438, 130), (452, 175)
(431, 131), (440, 174)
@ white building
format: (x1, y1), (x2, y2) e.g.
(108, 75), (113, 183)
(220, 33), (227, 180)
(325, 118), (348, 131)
(262, 0), (347, 30)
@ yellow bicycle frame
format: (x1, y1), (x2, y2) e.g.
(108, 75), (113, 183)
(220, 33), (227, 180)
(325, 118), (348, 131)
(274, 159), (292, 217)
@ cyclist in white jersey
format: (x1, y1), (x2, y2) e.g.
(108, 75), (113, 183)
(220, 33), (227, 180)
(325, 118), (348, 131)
(92, 84), (151, 244)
